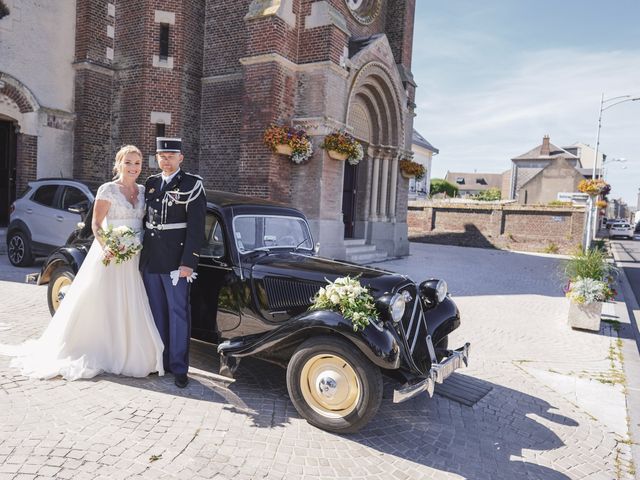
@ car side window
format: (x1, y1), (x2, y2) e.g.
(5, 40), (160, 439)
(31, 185), (58, 208)
(201, 214), (225, 258)
(61, 187), (89, 211)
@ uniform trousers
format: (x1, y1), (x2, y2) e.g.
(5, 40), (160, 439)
(142, 270), (191, 374)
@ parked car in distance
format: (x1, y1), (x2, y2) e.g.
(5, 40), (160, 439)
(609, 222), (634, 239)
(36, 190), (470, 433)
(7, 178), (99, 267)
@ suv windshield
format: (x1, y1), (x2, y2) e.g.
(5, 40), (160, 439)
(233, 215), (313, 253)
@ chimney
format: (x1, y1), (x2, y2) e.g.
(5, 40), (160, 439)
(541, 135), (550, 156)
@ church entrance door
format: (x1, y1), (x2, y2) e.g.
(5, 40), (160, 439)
(341, 162), (358, 238)
(0, 121), (17, 226)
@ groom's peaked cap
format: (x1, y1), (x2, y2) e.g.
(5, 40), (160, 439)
(156, 137), (182, 153)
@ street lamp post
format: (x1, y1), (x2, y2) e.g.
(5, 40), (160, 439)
(584, 94), (639, 251)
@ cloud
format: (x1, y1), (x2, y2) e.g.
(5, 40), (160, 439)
(413, 48), (640, 203)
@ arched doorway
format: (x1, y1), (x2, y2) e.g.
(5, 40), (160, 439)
(345, 62), (404, 241)
(0, 118), (17, 225)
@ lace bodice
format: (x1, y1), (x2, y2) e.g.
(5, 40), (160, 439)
(95, 182), (145, 228)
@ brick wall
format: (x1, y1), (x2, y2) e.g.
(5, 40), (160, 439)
(15, 134), (37, 194)
(408, 201), (586, 253)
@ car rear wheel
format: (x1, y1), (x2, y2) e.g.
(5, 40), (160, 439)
(286, 335), (382, 434)
(7, 231), (34, 267)
(47, 265), (75, 315)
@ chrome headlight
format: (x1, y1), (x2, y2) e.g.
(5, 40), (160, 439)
(435, 280), (448, 303)
(389, 290), (412, 323)
(419, 279), (448, 305)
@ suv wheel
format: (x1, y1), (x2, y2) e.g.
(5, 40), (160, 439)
(47, 265), (75, 315)
(286, 335), (382, 434)
(7, 231), (34, 267)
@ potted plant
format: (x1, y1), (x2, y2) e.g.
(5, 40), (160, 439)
(263, 124), (313, 164)
(563, 248), (617, 331)
(399, 159), (426, 180)
(320, 131), (364, 165)
(577, 179), (610, 197)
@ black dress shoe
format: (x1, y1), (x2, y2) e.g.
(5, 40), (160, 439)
(174, 373), (188, 388)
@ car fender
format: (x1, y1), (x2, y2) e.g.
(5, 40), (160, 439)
(38, 247), (87, 285)
(7, 219), (31, 240)
(219, 309), (401, 370)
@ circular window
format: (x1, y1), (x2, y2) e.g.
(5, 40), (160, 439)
(344, 0), (383, 25)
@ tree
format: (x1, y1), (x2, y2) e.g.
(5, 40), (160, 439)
(475, 187), (501, 201)
(430, 178), (458, 197)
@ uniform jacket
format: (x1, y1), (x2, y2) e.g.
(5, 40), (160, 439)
(140, 170), (207, 273)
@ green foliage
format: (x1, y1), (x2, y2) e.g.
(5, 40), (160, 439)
(543, 242), (559, 254)
(474, 187), (501, 201)
(430, 178), (459, 197)
(564, 248), (616, 282)
(547, 200), (572, 207)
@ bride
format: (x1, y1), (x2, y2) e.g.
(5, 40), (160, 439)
(5, 145), (164, 380)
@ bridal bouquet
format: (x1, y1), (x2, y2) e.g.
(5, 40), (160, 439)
(100, 225), (142, 266)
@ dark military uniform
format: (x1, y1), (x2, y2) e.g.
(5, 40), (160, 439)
(140, 168), (206, 376)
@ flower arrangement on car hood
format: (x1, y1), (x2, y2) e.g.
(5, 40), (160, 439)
(263, 124), (313, 164)
(309, 276), (376, 331)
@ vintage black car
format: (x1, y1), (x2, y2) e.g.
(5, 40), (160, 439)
(37, 191), (470, 433)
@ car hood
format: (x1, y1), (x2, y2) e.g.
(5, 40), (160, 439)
(248, 252), (412, 296)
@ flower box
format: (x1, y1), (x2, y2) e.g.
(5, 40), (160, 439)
(327, 149), (348, 161)
(568, 301), (602, 331)
(275, 144), (293, 156)
(401, 170), (415, 180)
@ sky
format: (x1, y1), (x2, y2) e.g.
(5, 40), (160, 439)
(412, 0), (640, 207)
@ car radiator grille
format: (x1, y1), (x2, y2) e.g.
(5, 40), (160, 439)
(398, 284), (431, 374)
(263, 277), (322, 310)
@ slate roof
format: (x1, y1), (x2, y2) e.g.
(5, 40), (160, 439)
(512, 142), (578, 161)
(412, 129), (439, 154)
(445, 172), (503, 191)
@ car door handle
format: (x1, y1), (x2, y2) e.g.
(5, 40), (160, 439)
(26, 208), (33, 214)
(56, 215), (65, 221)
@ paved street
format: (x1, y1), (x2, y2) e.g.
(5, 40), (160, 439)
(0, 244), (637, 480)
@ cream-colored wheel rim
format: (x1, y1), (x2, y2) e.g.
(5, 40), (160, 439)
(51, 276), (72, 311)
(300, 354), (361, 418)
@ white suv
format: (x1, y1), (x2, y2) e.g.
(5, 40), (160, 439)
(608, 222), (634, 240)
(7, 179), (98, 266)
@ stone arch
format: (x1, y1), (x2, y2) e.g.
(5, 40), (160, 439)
(0, 72), (40, 114)
(346, 61), (404, 148)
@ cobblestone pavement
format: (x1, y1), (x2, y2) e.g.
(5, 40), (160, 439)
(0, 245), (635, 480)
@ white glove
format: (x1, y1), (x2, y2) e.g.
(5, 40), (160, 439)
(169, 270), (198, 286)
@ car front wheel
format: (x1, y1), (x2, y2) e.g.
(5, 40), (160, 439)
(286, 335), (383, 434)
(7, 231), (34, 267)
(47, 265), (75, 315)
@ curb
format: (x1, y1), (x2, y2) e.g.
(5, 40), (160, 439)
(610, 242), (640, 479)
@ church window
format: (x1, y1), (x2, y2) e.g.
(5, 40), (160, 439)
(159, 24), (170, 60)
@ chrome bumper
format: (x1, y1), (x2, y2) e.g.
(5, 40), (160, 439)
(393, 342), (470, 403)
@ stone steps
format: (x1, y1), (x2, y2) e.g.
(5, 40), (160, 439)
(344, 238), (387, 265)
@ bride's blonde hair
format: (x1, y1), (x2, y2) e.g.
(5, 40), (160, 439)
(113, 145), (143, 180)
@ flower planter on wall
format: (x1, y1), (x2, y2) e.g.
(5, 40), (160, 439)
(400, 171), (415, 180)
(568, 301), (602, 331)
(327, 150), (348, 161)
(275, 144), (293, 156)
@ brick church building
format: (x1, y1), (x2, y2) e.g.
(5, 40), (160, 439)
(0, 0), (417, 260)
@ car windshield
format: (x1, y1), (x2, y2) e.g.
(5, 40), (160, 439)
(233, 215), (314, 253)
(613, 224), (630, 228)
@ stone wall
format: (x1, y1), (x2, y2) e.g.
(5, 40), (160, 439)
(408, 201), (586, 254)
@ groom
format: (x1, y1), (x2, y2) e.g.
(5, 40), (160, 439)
(140, 137), (206, 388)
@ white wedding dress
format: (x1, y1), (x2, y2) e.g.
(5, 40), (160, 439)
(5, 182), (164, 380)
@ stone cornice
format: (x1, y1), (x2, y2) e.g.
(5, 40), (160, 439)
(72, 60), (115, 77)
(239, 54), (348, 78)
